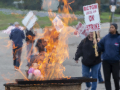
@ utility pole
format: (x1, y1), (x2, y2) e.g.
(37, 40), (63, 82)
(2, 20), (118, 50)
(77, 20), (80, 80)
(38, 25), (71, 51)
(96, 0), (101, 14)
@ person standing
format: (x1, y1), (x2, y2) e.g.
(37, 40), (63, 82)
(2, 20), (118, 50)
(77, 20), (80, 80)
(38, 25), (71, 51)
(98, 23), (120, 90)
(9, 22), (25, 70)
(75, 32), (101, 90)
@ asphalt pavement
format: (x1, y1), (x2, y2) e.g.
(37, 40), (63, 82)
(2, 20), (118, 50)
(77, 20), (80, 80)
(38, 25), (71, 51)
(0, 23), (117, 90)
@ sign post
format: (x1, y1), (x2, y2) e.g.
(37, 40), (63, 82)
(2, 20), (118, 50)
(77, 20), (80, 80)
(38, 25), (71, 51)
(110, 5), (117, 22)
(109, 0), (117, 23)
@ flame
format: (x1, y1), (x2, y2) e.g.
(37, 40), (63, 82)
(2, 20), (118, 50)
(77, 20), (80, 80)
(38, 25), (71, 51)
(1, 0), (77, 82)
(5, 40), (11, 48)
(35, 0), (76, 80)
(17, 70), (29, 81)
(2, 75), (10, 82)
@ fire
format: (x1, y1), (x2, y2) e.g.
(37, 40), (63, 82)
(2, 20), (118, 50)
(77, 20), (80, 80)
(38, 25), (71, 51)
(35, 0), (76, 80)
(4, 40), (11, 49)
(1, 0), (77, 82)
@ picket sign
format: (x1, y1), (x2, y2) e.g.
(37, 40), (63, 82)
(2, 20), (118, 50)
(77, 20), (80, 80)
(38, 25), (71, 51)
(83, 3), (101, 57)
(80, 28), (89, 39)
(83, 3), (101, 32)
(75, 22), (85, 36)
(22, 11), (38, 30)
(74, 22), (89, 39)
(52, 15), (64, 32)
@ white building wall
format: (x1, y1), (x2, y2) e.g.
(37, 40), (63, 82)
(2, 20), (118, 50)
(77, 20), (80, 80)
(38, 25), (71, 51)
(42, 0), (59, 11)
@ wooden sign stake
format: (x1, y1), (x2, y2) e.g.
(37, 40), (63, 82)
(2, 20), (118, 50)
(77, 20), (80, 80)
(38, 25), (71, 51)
(93, 31), (98, 57)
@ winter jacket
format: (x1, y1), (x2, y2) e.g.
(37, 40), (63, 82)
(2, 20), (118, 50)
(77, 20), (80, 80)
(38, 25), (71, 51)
(9, 28), (25, 47)
(75, 37), (101, 67)
(98, 33), (120, 62)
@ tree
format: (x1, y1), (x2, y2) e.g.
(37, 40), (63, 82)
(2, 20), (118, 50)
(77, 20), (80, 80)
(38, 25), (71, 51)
(0, 0), (14, 6)
(23, 0), (43, 10)
(96, 0), (101, 14)
(69, 0), (95, 11)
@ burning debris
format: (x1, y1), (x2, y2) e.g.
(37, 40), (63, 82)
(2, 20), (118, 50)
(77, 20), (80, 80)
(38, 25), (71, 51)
(26, 26), (75, 80)
(23, 0), (77, 80)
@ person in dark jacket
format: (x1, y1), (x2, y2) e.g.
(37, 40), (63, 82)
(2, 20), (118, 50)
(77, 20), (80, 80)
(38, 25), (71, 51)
(75, 32), (101, 90)
(25, 28), (36, 64)
(97, 23), (120, 90)
(9, 22), (25, 70)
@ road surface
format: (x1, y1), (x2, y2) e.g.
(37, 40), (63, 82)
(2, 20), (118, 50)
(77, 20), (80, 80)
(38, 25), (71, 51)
(0, 23), (116, 90)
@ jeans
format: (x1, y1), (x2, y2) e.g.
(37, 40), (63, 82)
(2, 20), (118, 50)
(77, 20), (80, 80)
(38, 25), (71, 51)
(82, 63), (101, 90)
(13, 46), (22, 67)
(98, 65), (104, 82)
(90, 63), (104, 82)
(102, 61), (119, 90)
(27, 42), (34, 64)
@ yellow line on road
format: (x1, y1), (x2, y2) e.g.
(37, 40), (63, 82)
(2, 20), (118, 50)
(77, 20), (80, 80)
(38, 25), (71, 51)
(101, 27), (109, 29)
(0, 37), (8, 39)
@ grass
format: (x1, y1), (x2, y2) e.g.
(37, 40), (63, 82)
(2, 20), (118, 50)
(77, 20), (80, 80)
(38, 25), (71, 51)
(0, 11), (81, 30)
(53, 10), (83, 15)
(100, 12), (120, 23)
(0, 12), (23, 30)
(0, 11), (120, 30)
(53, 10), (120, 23)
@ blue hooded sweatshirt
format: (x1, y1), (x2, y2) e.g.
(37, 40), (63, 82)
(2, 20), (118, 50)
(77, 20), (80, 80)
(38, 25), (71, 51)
(9, 28), (25, 47)
(98, 33), (120, 62)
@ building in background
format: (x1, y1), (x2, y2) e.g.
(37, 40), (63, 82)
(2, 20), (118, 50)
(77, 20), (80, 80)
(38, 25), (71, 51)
(42, 0), (59, 11)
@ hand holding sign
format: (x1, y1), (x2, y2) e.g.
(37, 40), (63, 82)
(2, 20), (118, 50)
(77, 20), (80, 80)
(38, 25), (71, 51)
(74, 22), (89, 39)
(74, 30), (78, 35)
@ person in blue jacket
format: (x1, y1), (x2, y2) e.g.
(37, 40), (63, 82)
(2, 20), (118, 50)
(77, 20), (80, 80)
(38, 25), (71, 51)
(9, 22), (25, 70)
(97, 23), (120, 90)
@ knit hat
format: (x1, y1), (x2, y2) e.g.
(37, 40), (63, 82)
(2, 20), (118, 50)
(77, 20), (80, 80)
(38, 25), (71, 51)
(14, 22), (19, 25)
(111, 23), (118, 29)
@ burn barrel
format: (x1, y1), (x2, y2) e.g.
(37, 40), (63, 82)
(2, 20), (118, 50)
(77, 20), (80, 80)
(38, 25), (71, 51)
(4, 77), (97, 90)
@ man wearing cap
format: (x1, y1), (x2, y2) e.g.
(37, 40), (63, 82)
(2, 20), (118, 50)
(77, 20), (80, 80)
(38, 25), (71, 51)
(9, 22), (25, 70)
